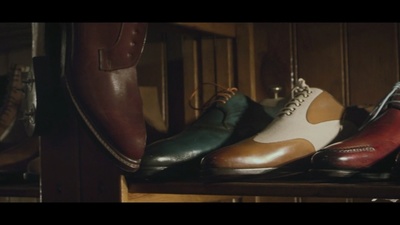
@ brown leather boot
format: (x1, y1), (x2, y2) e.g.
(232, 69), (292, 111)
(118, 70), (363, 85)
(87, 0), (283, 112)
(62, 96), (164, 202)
(0, 65), (25, 142)
(63, 23), (147, 172)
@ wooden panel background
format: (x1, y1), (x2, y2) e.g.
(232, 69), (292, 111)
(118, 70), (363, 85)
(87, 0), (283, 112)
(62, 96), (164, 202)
(347, 23), (399, 106)
(254, 23), (292, 100)
(182, 38), (199, 124)
(295, 23), (345, 103)
(253, 22), (400, 108)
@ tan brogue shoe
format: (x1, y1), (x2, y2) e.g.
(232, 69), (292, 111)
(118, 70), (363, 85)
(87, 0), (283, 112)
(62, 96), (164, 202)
(201, 78), (344, 180)
(63, 23), (148, 172)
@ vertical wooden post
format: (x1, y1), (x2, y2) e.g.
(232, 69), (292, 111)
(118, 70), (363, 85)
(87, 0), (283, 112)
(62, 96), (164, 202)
(38, 23), (122, 202)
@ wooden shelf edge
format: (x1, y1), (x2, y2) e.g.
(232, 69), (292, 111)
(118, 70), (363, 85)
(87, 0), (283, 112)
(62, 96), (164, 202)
(0, 182), (40, 198)
(128, 180), (400, 199)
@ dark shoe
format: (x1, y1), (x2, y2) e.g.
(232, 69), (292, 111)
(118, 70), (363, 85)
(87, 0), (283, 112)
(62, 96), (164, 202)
(310, 81), (400, 180)
(200, 78), (344, 181)
(63, 23), (148, 172)
(130, 86), (275, 181)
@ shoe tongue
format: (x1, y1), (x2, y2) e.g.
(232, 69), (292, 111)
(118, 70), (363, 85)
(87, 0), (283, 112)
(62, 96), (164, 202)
(195, 91), (248, 125)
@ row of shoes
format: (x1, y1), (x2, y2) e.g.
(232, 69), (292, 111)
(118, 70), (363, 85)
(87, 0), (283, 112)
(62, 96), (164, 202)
(2, 23), (399, 186)
(128, 77), (400, 182)
(0, 65), (40, 183)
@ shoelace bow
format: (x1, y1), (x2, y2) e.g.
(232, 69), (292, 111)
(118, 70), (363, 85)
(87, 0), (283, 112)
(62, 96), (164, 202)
(359, 81), (400, 130)
(277, 78), (312, 117)
(189, 82), (238, 111)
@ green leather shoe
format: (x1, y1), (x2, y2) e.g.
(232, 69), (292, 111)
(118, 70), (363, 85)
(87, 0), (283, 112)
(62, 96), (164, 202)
(130, 87), (275, 181)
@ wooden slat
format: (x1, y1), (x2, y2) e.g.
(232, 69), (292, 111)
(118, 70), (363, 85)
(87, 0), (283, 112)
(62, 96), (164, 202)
(215, 38), (234, 88)
(32, 23), (45, 57)
(236, 23), (256, 100)
(295, 23), (344, 104)
(137, 42), (169, 144)
(182, 38), (200, 124)
(0, 23), (31, 52)
(347, 23), (398, 106)
(254, 23), (292, 100)
(173, 23), (236, 38)
(201, 38), (217, 104)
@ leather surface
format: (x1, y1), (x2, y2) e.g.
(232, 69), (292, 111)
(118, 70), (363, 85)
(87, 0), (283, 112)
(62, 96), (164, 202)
(202, 138), (315, 168)
(133, 91), (274, 179)
(312, 107), (400, 170)
(200, 87), (344, 174)
(65, 23), (147, 171)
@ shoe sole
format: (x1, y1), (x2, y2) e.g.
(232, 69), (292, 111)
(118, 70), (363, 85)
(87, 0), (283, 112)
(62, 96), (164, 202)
(308, 168), (391, 181)
(201, 154), (313, 182)
(309, 148), (400, 181)
(201, 167), (308, 181)
(132, 164), (202, 182)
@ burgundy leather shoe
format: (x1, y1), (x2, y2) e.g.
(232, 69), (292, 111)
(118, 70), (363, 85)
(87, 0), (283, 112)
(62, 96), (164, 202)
(63, 23), (147, 172)
(311, 82), (400, 180)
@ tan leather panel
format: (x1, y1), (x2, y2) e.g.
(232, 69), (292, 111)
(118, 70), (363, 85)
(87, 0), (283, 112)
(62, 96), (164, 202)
(205, 138), (315, 168)
(307, 91), (344, 124)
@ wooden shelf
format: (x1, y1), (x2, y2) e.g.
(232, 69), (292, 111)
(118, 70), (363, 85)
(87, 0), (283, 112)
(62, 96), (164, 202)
(128, 177), (400, 199)
(0, 182), (40, 198)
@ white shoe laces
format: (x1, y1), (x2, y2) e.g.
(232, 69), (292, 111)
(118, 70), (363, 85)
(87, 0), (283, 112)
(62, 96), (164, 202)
(359, 81), (400, 130)
(277, 78), (312, 117)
